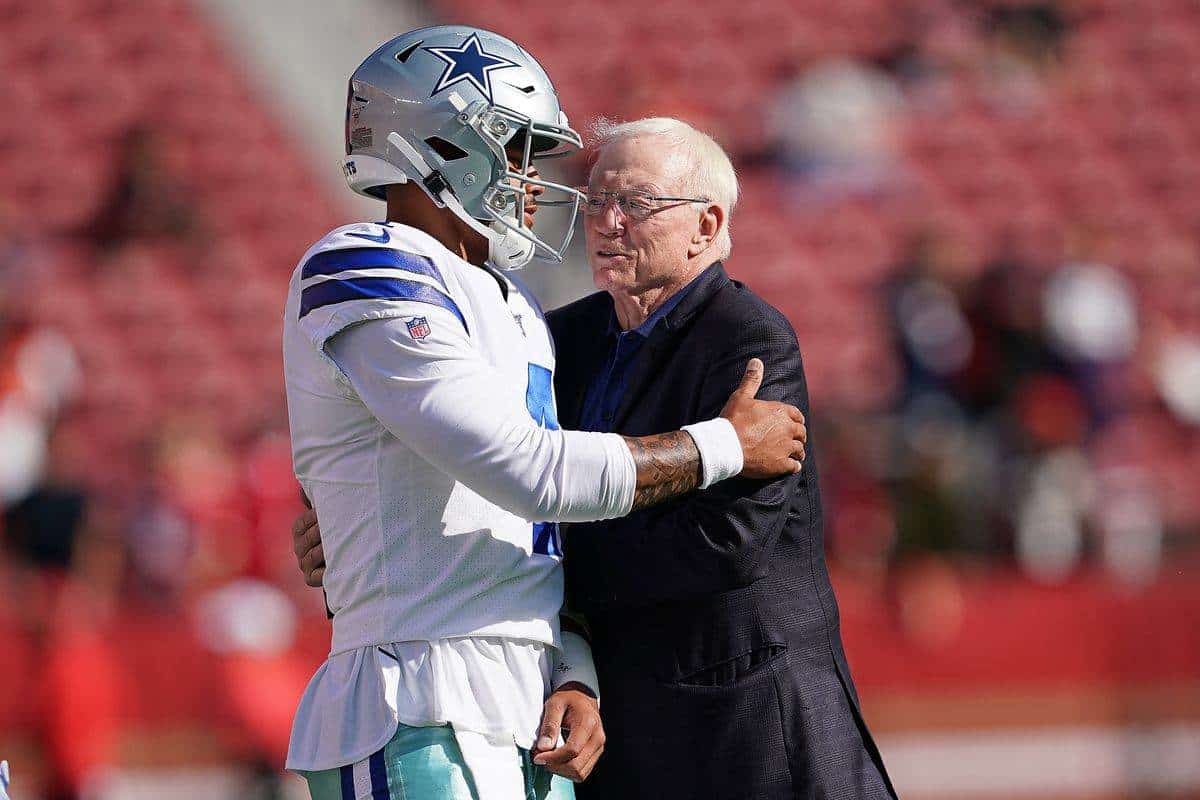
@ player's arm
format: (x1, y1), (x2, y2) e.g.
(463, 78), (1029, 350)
(325, 312), (804, 523)
(535, 612), (603, 781)
(568, 323), (811, 608)
(621, 358), (803, 510)
(552, 611), (597, 693)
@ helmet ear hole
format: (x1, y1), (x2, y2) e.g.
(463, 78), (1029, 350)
(424, 136), (470, 161)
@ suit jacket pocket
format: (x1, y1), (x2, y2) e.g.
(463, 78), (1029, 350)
(642, 651), (794, 799)
(671, 643), (789, 689)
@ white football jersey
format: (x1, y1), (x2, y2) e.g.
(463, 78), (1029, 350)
(283, 221), (636, 655)
(283, 221), (639, 775)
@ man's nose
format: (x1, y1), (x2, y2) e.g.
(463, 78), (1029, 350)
(597, 200), (625, 234)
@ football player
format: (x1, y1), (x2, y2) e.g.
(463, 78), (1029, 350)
(283, 25), (807, 800)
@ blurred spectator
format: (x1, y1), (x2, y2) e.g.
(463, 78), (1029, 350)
(959, 5), (1058, 113)
(884, 230), (976, 403)
(242, 429), (313, 585)
(768, 57), (905, 198)
(1154, 336), (1200, 426)
(1015, 447), (1092, 581)
(956, 258), (1065, 420)
(83, 126), (200, 250)
(0, 216), (81, 506)
(2, 426), (90, 571)
(121, 418), (258, 606)
(1091, 467), (1163, 586)
(1043, 262), (1138, 365)
(124, 486), (194, 607)
(0, 327), (81, 505)
(1042, 260), (1140, 426)
(874, 230), (1173, 578)
(983, 2), (1067, 75)
(871, 221), (1200, 588)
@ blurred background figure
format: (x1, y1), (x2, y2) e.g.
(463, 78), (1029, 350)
(769, 57), (906, 200)
(0, 0), (1198, 797)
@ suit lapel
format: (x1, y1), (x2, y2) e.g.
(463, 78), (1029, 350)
(611, 263), (730, 431)
(554, 295), (614, 430)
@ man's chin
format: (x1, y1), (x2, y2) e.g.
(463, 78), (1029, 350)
(590, 265), (625, 292)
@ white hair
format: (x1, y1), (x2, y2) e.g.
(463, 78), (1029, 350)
(590, 117), (739, 260)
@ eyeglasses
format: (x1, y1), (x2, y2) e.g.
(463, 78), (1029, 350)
(579, 189), (710, 220)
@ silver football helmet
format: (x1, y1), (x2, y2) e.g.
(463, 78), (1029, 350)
(343, 25), (584, 271)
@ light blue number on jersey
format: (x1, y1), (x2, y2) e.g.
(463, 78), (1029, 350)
(526, 364), (563, 557)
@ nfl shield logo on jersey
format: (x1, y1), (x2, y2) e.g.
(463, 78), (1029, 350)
(406, 316), (432, 341)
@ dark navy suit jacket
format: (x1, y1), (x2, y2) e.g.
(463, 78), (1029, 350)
(547, 263), (896, 800)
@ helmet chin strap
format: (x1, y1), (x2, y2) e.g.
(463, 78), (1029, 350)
(385, 132), (534, 271)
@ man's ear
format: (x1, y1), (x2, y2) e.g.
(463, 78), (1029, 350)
(688, 203), (724, 258)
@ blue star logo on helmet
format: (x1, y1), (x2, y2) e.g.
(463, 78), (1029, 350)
(423, 33), (519, 104)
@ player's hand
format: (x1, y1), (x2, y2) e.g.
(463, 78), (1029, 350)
(531, 682), (605, 782)
(720, 358), (806, 479)
(292, 507), (326, 588)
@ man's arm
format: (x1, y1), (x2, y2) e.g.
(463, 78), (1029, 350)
(568, 324), (810, 609)
(326, 315), (805, 524)
(623, 431), (702, 511)
(622, 354), (806, 509)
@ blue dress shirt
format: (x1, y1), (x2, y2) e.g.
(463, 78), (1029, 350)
(577, 274), (705, 432)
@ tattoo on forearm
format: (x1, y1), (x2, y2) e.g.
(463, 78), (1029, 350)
(623, 431), (702, 511)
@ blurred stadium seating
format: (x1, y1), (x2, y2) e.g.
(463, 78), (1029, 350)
(0, 0), (1198, 797)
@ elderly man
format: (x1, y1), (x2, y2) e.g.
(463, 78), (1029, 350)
(295, 117), (893, 799)
(544, 118), (895, 800)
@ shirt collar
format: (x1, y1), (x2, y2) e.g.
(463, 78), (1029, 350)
(607, 269), (708, 338)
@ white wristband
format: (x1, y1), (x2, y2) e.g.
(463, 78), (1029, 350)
(681, 417), (743, 489)
(552, 631), (600, 703)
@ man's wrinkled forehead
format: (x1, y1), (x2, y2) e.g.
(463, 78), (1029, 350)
(588, 137), (688, 192)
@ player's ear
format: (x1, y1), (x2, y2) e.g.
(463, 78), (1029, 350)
(688, 203), (723, 258)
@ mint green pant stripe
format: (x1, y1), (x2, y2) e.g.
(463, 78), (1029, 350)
(302, 724), (576, 800)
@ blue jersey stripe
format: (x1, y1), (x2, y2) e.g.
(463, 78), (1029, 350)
(339, 764), (354, 800)
(368, 749), (390, 799)
(525, 363), (560, 430)
(301, 246), (447, 290)
(300, 276), (468, 332)
(533, 521), (562, 557)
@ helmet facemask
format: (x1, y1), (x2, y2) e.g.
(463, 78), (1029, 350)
(466, 102), (583, 270)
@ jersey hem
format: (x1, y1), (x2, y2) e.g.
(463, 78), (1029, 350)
(327, 626), (560, 659)
(286, 704), (541, 773)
